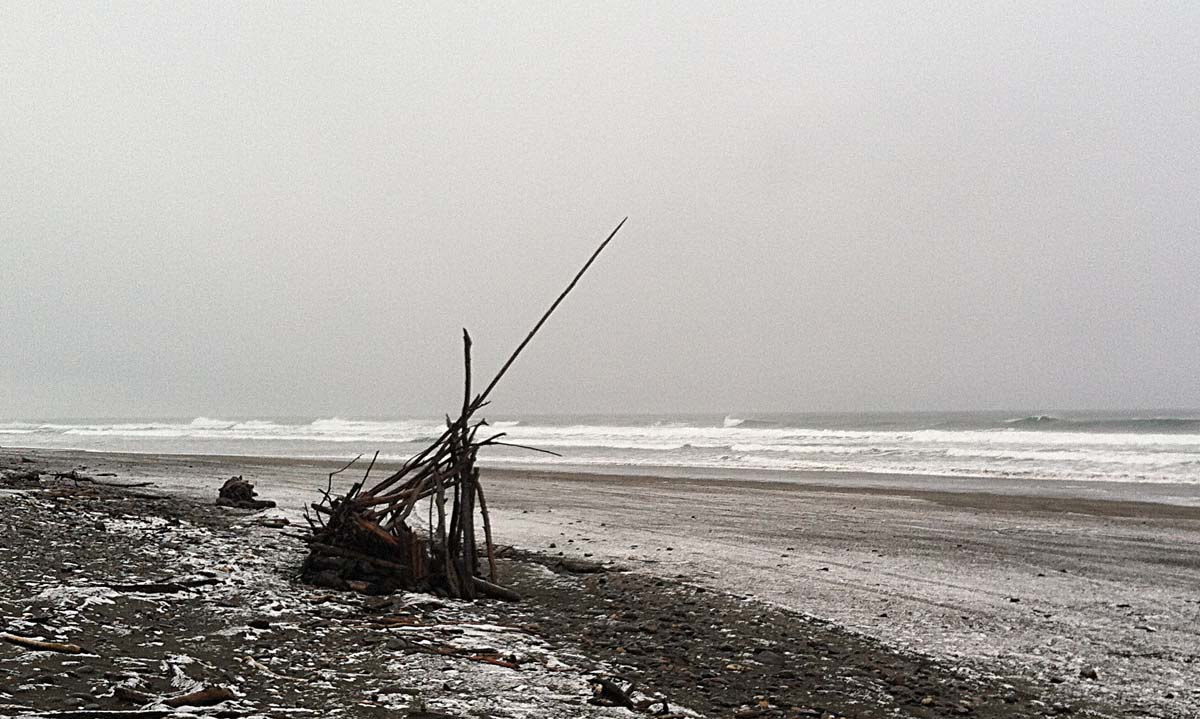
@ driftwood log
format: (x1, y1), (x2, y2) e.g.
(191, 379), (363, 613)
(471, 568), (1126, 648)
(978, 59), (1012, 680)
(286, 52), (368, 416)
(302, 219), (626, 600)
(1, 632), (84, 654)
(163, 687), (236, 707)
(216, 476), (276, 510)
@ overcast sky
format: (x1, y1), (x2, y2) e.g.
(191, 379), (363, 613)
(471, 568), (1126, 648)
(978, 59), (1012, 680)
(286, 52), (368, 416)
(2, 2), (1198, 419)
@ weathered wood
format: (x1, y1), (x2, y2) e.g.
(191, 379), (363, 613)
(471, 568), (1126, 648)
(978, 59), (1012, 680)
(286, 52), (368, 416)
(308, 542), (412, 575)
(22, 711), (172, 718)
(105, 578), (219, 593)
(475, 217), (627, 406)
(163, 686), (235, 707)
(1, 632), (84, 654)
(476, 480), (498, 583)
(216, 475), (276, 509)
(473, 576), (521, 602)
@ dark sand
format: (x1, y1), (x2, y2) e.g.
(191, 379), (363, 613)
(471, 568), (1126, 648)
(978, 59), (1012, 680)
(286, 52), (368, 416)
(4, 448), (1199, 717)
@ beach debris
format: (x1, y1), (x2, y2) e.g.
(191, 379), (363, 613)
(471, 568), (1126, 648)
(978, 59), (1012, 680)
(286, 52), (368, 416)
(22, 711), (175, 718)
(590, 675), (637, 709)
(34, 467), (153, 489)
(0, 632), (84, 655)
(163, 686), (236, 707)
(104, 578), (220, 594)
(302, 219), (627, 600)
(216, 475), (276, 510)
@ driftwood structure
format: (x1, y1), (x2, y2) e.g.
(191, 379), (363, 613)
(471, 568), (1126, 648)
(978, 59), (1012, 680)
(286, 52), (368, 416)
(302, 219), (627, 599)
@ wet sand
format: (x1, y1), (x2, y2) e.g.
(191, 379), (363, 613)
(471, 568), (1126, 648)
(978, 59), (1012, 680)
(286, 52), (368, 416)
(484, 468), (1200, 716)
(6, 448), (1199, 717)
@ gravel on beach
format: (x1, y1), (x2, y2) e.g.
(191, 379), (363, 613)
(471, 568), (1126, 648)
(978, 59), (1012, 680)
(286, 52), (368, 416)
(0, 453), (1127, 718)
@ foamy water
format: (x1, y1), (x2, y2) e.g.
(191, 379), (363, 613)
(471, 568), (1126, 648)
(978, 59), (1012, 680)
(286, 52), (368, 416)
(3, 412), (1199, 485)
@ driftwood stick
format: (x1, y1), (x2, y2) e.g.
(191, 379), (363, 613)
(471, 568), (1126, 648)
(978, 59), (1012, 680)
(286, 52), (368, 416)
(473, 576), (521, 602)
(26, 710), (172, 718)
(481, 440), (564, 457)
(368, 429), (457, 497)
(432, 471), (456, 596)
(244, 655), (304, 681)
(476, 479), (498, 583)
(475, 217), (627, 407)
(163, 687), (236, 707)
(460, 329), (477, 581)
(361, 450), (379, 485)
(105, 578), (219, 593)
(352, 488), (416, 509)
(466, 654), (520, 669)
(327, 454), (363, 493)
(462, 328), (473, 420)
(1, 632), (84, 654)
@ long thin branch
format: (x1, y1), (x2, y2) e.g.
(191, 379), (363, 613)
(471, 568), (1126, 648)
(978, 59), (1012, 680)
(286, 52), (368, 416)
(361, 451), (379, 484)
(326, 454), (363, 497)
(475, 480), (498, 583)
(482, 441), (563, 457)
(475, 217), (627, 406)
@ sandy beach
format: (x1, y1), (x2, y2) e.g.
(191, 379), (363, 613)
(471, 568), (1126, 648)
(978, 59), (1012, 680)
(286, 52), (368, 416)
(9, 3), (1199, 716)
(2, 447), (1197, 717)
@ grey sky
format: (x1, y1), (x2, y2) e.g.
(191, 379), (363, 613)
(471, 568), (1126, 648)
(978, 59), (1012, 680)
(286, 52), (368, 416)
(2, 2), (1198, 419)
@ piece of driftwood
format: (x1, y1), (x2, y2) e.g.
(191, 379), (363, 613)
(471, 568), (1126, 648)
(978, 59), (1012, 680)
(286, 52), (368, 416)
(216, 475), (276, 510)
(163, 687), (236, 707)
(1, 631), (84, 654)
(302, 219), (626, 600)
(105, 578), (219, 594)
(473, 576), (521, 602)
(21, 711), (173, 719)
(46, 469), (152, 488)
(244, 655), (304, 681)
(590, 676), (638, 709)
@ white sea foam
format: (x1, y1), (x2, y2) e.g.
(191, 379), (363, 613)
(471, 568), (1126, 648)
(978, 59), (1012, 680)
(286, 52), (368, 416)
(5, 414), (1200, 485)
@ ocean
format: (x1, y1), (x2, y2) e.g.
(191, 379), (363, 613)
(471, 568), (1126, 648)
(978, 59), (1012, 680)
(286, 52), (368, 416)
(2, 411), (1198, 486)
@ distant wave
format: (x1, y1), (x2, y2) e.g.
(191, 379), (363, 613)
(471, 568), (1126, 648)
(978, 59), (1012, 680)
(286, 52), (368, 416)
(1005, 415), (1200, 433)
(1005, 415), (1060, 426)
(723, 416), (780, 429)
(190, 416), (236, 429)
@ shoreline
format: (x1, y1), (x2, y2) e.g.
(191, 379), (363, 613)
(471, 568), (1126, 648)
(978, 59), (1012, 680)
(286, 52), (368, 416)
(8, 444), (1200, 509)
(4, 447), (1199, 716)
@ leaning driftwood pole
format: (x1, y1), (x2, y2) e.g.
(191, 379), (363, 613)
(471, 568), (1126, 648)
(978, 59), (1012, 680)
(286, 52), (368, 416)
(302, 218), (628, 599)
(475, 216), (628, 405)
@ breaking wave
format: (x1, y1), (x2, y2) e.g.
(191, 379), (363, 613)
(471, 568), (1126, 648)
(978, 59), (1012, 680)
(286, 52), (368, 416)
(3, 412), (1199, 485)
(1006, 415), (1200, 433)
